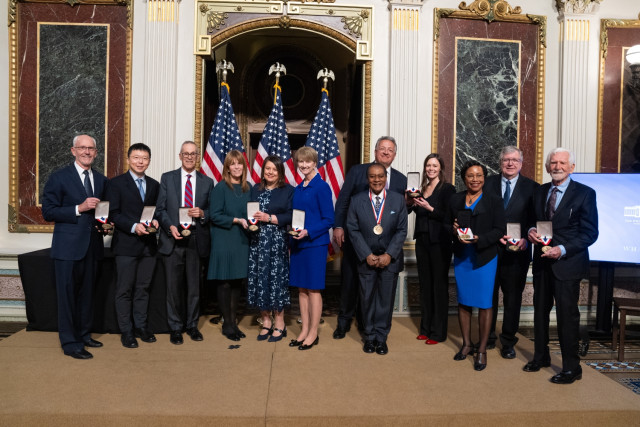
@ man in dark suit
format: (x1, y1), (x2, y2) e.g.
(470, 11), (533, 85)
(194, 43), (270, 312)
(157, 141), (213, 344)
(332, 136), (407, 339)
(485, 146), (539, 359)
(346, 163), (408, 355)
(41, 134), (107, 359)
(524, 148), (598, 384)
(105, 143), (160, 348)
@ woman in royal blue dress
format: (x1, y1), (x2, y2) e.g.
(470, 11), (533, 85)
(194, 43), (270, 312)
(449, 160), (505, 371)
(247, 155), (294, 342)
(288, 147), (334, 350)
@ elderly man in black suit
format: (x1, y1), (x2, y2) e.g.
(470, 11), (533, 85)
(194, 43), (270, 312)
(157, 141), (213, 345)
(524, 147), (598, 384)
(105, 143), (160, 348)
(346, 163), (408, 355)
(332, 136), (407, 339)
(485, 146), (539, 359)
(41, 134), (107, 359)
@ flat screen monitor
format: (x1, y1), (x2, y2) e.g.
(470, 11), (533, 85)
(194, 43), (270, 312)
(571, 173), (640, 264)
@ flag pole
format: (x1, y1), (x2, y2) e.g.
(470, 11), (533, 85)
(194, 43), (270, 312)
(317, 67), (335, 91)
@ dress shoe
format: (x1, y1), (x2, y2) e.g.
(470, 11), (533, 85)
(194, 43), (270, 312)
(64, 349), (93, 359)
(170, 330), (183, 345)
(268, 327), (287, 342)
(84, 338), (103, 348)
(299, 336), (319, 350)
(578, 339), (590, 357)
(453, 345), (474, 361)
(425, 339), (439, 345)
(550, 367), (582, 384)
(257, 327), (273, 341)
(416, 334), (428, 340)
(474, 352), (487, 371)
(522, 360), (551, 372)
(289, 338), (304, 347)
(223, 331), (241, 342)
(375, 341), (389, 355)
(500, 347), (516, 359)
(235, 329), (246, 339)
(121, 333), (139, 348)
(363, 340), (376, 353)
(333, 327), (348, 339)
(134, 327), (157, 343)
(486, 341), (496, 350)
(186, 328), (204, 341)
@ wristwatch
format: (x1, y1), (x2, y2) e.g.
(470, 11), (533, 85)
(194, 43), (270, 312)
(268, 215), (272, 223)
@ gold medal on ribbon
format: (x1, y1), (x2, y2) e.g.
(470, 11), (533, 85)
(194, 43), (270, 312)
(373, 224), (383, 235)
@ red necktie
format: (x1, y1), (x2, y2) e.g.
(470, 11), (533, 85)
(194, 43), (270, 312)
(184, 174), (193, 208)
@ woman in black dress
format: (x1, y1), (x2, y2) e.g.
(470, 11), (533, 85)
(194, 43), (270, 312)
(409, 153), (455, 345)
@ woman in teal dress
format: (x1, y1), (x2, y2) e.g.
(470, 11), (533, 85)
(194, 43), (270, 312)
(207, 150), (252, 341)
(449, 160), (505, 371)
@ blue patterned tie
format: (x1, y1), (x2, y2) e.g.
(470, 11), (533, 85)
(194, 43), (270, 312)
(375, 196), (381, 216)
(503, 179), (511, 209)
(136, 178), (145, 201)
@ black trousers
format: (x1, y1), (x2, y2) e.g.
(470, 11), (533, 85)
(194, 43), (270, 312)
(415, 233), (451, 341)
(114, 252), (156, 333)
(532, 265), (581, 372)
(54, 255), (97, 353)
(358, 267), (398, 343)
(163, 237), (201, 331)
(489, 251), (529, 348)
(337, 237), (362, 330)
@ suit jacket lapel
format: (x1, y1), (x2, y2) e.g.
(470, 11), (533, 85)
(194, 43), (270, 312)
(555, 180), (576, 214)
(67, 164), (86, 197)
(173, 169), (182, 206)
(126, 173), (144, 205)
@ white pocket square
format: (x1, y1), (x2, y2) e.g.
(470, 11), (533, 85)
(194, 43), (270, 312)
(390, 211), (396, 215)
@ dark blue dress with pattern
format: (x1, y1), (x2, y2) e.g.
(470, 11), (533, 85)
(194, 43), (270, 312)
(247, 184), (294, 311)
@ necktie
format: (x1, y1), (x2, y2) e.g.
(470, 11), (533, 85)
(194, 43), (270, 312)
(374, 196), (381, 216)
(503, 179), (511, 209)
(546, 187), (559, 220)
(83, 170), (93, 197)
(185, 174), (193, 208)
(136, 178), (145, 201)
(385, 175), (389, 190)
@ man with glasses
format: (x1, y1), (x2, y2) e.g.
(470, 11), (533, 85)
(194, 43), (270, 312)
(157, 141), (213, 344)
(484, 146), (539, 359)
(332, 136), (407, 339)
(42, 135), (107, 359)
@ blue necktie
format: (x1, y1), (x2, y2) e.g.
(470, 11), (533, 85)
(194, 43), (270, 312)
(375, 196), (381, 215)
(503, 179), (511, 209)
(136, 178), (145, 201)
(83, 170), (93, 197)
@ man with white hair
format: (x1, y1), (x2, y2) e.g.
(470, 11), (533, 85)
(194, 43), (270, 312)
(523, 148), (598, 384)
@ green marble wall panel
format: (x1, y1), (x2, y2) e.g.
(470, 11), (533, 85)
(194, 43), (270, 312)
(455, 38), (520, 189)
(38, 24), (108, 202)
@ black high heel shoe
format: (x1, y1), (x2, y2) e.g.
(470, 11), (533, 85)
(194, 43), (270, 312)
(289, 338), (304, 347)
(257, 327), (273, 341)
(298, 336), (319, 350)
(268, 327), (287, 342)
(453, 344), (475, 361)
(474, 352), (487, 371)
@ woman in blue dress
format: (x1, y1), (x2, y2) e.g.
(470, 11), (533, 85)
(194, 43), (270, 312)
(247, 155), (294, 342)
(207, 150), (251, 341)
(449, 160), (505, 371)
(288, 147), (334, 350)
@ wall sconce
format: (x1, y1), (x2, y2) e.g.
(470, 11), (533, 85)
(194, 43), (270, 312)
(626, 45), (640, 90)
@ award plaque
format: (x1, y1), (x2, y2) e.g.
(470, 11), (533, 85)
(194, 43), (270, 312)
(95, 201), (112, 231)
(537, 221), (553, 253)
(289, 209), (305, 236)
(179, 207), (192, 236)
(457, 210), (473, 240)
(406, 172), (421, 198)
(247, 202), (260, 232)
(140, 206), (157, 233)
(506, 223), (521, 251)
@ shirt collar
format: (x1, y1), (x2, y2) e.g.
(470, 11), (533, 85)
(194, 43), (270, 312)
(129, 170), (145, 181)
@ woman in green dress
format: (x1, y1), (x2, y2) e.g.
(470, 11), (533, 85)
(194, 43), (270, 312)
(207, 150), (252, 341)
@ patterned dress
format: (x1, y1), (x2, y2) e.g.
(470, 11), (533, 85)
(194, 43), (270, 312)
(247, 187), (292, 311)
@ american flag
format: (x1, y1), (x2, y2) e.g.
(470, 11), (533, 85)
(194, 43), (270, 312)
(200, 82), (252, 184)
(305, 88), (344, 204)
(250, 85), (299, 185)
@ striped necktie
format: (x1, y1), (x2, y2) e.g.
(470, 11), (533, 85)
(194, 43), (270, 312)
(184, 174), (193, 208)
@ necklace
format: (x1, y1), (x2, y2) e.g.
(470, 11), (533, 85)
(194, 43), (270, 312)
(467, 191), (482, 206)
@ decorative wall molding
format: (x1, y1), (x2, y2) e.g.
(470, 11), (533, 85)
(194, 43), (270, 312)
(556, 0), (601, 15)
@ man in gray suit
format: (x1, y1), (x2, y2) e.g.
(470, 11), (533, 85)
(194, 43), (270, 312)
(346, 163), (408, 355)
(157, 141), (213, 344)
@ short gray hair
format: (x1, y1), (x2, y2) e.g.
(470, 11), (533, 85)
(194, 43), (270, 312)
(545, 147), (575, 168)
(72, 135), (96, 147)
(375, 136), (397, 152)
(499, 145), (523, 163)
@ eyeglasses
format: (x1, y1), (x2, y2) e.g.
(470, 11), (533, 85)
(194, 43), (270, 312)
(74, 146), (97, 152)
(180, 152), (198, 158)
(501, 158), (521, 164)
(376, 148), (396, 154)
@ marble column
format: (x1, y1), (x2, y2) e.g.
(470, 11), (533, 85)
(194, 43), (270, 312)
(557, 1), (601, 171)
(141, 0), (181, 178)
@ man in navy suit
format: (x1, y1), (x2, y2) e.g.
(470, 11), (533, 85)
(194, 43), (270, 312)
(157, 141), (213, 345)
(485, 146), (539, 359)
(524, 148), (598, 384)
(332, 136), (407, 339)
(346, 163), (408, 355)
(105, 143), (160, 348)
(42, 134), (107, 359)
